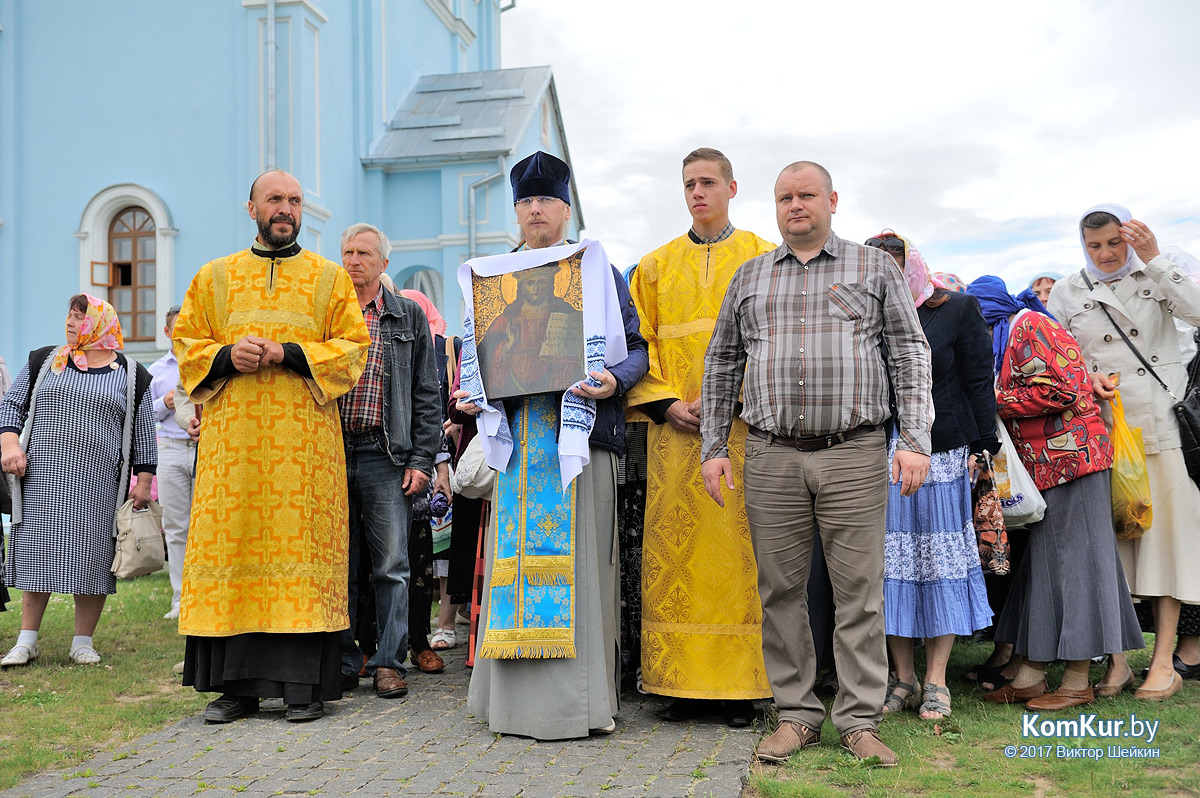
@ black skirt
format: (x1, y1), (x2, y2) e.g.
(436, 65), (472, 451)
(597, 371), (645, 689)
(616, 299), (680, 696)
(183, 631), (344, 704)
(448, 496), (483, 602)
(1135, 600), (1200, 637)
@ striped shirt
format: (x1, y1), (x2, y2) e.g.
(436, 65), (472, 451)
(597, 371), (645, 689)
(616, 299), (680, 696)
(338, 285), (385, 432)
(700, 233), (933, 460)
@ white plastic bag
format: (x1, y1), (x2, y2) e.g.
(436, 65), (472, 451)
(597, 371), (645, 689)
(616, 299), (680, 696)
(991, 416), (1047, 528)
(450, 435), (496, 500)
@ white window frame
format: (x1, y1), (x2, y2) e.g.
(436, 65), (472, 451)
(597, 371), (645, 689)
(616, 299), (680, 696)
(75, 184), (178, 351)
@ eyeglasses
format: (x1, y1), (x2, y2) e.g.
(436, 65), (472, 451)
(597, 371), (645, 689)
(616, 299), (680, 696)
(864, 236), (905, 255)
(514, 196), (562, 208)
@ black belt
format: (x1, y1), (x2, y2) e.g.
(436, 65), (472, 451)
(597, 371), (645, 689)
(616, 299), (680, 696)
(343, 429), (383, 445)
(749, 424), (880, 452)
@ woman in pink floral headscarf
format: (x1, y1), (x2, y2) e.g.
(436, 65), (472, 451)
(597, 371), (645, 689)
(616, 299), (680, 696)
(934, 272), (967, 293)
(864, 232), (999, 721)
(0, 294), (157, 668)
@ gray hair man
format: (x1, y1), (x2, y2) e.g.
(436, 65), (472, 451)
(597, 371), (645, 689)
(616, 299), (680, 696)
(337, 222), (445, 700)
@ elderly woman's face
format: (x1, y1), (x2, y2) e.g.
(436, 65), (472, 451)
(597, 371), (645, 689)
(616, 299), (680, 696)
(65, 308), (86, 346)
(1083, 222), (1129, 274)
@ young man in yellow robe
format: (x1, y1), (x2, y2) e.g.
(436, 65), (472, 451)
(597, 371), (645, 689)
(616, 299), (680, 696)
(173, 170), (370, 723)
(627, 148), (775, 727)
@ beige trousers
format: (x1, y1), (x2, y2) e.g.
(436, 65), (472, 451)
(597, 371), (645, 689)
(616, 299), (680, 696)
(158, 436), (196, 608)
(742, 428), (888, 735)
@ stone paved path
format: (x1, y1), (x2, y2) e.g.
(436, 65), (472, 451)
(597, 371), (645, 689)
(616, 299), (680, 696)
(1, 645), (760, 798)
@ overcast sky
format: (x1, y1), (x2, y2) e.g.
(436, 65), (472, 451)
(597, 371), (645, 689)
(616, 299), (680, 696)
(502, 0), (1200, 290)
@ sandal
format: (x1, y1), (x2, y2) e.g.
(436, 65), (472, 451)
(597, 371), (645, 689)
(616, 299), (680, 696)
(882, 680), (920, 713)
(69, 646), (102, 665)
(920, 683), (951, 719)
(976, 664), (1013, 692)
(1, 644), (39, 669)
(430, 627), (457, 651)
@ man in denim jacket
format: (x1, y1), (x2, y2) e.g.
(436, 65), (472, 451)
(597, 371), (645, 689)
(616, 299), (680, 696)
(337, 222), (443, 699)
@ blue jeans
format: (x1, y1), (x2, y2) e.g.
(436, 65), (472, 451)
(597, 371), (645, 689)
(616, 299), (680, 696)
(341, 432), (413, 677)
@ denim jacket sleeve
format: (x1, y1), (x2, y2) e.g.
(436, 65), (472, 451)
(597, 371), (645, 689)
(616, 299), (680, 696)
(406, 305), (443, 477)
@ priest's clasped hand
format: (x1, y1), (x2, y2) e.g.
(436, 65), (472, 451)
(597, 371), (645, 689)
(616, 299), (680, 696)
(664, 398), (701, 433)
(232, 335), (285, 372)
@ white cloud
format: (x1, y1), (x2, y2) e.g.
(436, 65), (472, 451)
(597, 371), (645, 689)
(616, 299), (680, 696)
(502, 0), (1200, 288)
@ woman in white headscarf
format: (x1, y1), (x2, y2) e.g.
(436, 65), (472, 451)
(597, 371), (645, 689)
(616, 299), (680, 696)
(1047, 204), (1200, 700)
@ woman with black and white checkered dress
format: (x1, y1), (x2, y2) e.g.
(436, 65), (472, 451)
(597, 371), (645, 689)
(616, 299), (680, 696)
(0, 294), (157, 668)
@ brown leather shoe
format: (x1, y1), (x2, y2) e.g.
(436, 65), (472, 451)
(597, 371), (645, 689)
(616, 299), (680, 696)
(840, 728), (899, 768)
(1133, 671), (1182, 702)
(412, 648), (445, 674)
(982, 679), (1047, 704)
(1025, 685), (1094, 711)
(1095, 670), (1134, 698)
(373, 666), (409, 698)
(755, 720), (820, 763)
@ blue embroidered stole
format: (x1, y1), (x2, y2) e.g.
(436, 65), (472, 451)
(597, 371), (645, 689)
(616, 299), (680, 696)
(479, 394), (577, 659)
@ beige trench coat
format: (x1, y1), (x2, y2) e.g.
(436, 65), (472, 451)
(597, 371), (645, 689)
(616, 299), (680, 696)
(1047, 255), (1200, 454)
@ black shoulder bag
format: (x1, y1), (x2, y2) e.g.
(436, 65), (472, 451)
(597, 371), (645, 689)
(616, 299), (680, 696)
(1081, 270), (1200, 489)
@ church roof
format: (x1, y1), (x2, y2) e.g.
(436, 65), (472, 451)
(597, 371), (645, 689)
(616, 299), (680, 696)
(364, 65), (562, 167)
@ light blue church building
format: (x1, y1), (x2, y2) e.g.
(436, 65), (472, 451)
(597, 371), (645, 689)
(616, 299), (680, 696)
(0, 0), (582, 370)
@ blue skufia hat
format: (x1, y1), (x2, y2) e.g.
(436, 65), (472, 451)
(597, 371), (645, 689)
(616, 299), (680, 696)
(510, 151), (571, 205)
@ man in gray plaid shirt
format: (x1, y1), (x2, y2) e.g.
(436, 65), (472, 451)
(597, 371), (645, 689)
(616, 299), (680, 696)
(701, 161), (933, 767)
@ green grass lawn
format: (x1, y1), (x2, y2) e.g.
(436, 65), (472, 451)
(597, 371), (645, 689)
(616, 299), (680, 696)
(0, 572), (207, 791)
(748, 641), (1200, 798)
(2, 573), (1198, 797)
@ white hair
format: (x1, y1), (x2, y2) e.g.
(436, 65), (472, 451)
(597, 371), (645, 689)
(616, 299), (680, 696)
(340, 222), (391, 259)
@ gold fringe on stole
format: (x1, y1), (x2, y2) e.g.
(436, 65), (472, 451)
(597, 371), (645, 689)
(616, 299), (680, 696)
(478, 642), (577, 659)
(478, 626), (577, 660)
(488, 556), (574, 587)
(490, 557), (518, 587)
(521, 554), (575, 586)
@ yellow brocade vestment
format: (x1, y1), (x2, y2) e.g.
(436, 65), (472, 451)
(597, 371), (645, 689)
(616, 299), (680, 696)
(628, 230), (776, 699)
(173, 248), (369, 636)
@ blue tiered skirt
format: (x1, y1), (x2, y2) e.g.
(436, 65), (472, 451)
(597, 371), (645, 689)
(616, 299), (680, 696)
(883, 442), (993, 639)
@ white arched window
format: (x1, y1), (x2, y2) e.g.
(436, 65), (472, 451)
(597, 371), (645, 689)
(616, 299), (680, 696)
(401, 267), (444, 310)
(77, 184), (177, 350)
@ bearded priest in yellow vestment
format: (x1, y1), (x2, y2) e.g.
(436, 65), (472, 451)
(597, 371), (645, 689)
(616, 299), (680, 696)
(627, 149), (775, 726)
(172, 171), (370, 722)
